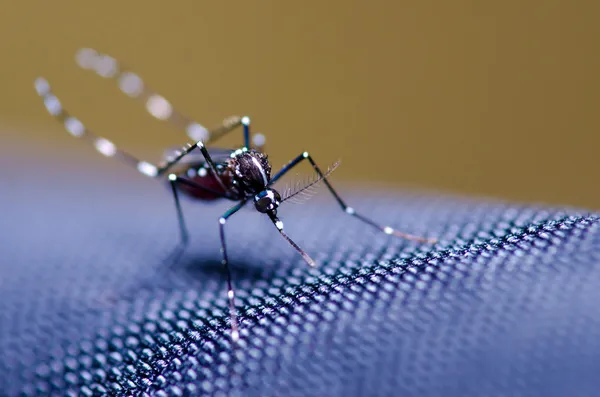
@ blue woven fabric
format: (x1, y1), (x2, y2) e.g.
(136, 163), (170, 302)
(1, 157), (599, 397)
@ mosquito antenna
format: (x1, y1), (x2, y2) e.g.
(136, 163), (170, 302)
(281, 160), (341, 204)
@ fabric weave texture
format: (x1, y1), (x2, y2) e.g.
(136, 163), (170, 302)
(1, 159), (599, 397)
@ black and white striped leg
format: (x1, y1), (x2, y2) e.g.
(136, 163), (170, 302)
(195, 115), (266, 151)
(218, 200), (248, 343)
(34, 76), (235, 188)
(75, 48), (259, 148)
(270, 152), (436, 243)
(267, 212), (315, 267)
(34, 77), (173, 178)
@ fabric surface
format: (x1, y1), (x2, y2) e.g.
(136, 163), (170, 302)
(1, 154), (600, 397)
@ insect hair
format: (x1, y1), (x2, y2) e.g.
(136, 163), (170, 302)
(281, 160), (341, 204)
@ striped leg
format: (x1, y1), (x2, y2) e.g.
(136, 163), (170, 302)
(34, 77), (198, 178)
(34, 76), (239, 194)
(74, 48), (265, 150)
(34, 77), (164, 177)
(271, 152), (437, 244)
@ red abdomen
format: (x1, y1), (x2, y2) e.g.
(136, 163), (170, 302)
(180, 173), (230, 200)
(163, 151), (235, 201)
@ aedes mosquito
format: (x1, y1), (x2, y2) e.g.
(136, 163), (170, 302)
(34, 48), (436, 342)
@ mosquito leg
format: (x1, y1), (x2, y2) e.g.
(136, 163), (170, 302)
(35, 76), (238, 199)
(167, 177), (191, 246)
(192, 141), (230, 192)
(270, 152), (436, 243)
(75, 48), (256, 148)
(157, 175), (190, 265)
(34, 77), (195, 178)
(157, 122), (262, 190)
(241, 117), (251, 149)
(267, 212), (315, 267)
(206, 115), (252, 149)
(218, 200), (248, 343)
(153, 135), (236, 185)
(168, 173), (231, 242)
(170, 178), (189, 245)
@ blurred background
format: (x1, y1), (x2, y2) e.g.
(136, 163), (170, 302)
(1, 1), (598, 209)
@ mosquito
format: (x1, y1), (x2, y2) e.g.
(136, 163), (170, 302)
(34, 48), (436, 343)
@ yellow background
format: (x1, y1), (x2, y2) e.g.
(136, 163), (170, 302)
(1, 1), (598, 208)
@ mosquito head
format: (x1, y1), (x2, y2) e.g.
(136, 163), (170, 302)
(254, 188), (281, 213)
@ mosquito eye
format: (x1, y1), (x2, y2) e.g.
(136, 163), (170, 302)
(254, 193), (272, 213)
(254, 190), (279, 213)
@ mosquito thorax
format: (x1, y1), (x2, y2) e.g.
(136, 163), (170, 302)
(254, 188), (281, 213)
(229, 149), (272, 195)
